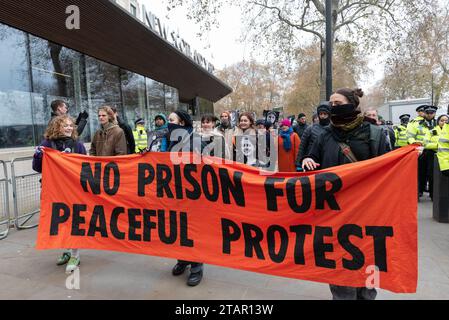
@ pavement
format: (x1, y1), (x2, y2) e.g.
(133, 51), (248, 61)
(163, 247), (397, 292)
(1, 195), (449, 300)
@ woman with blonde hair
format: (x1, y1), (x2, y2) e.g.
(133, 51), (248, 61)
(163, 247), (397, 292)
(32, 115), (87, 274)
(90, 106), (127, 156)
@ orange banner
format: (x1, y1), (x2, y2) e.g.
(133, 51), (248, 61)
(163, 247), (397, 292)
(36, 146), (418, 293)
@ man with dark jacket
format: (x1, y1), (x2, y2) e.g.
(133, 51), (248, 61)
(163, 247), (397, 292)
(296, 102), (331, 168)
(293, 113), (309, 139)
(111, 107), (135, 154)
(302, 88), (388, 300)
(49, 100), (88, 136)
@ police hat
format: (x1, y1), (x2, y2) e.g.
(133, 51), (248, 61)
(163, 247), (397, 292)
(399, 114), (411, 120)
(424, 105), (438, 113)
(416, 105), (427, 112)
(134, 118), (145, 126)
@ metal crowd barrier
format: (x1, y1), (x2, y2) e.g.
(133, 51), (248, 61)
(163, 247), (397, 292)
(0, 160), (10, 240)
(11, 156), (41, 230)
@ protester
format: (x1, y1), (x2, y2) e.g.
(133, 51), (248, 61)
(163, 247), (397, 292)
(311, 112), (319, 125)
(111, 107), (135, 154)
(133, 118), (148, 153)
(277, 119), (300, 172)
(364, 108), (395, 151)
(49, 100), (88, 136)
(199, 114), (227, 158)
(147, 114), (169, 152)
(293, 113), (309, 139)
(232, 112), (270, 167)
(301, 87), (388, 300)
(167, 109), (204, 287)
(394, 114), (410, 148)
(32, 115), (87, 274)
(90, 106), (127, 156)
(255, 119), (266, 130)
(296, 102), (331, 168)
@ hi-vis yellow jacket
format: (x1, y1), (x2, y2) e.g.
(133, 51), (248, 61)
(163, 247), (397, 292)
(406, 116), (426, 145)
(133, 126), (148, 153)
(438, 124), (449, 171)
(424, 125), (443, 151)
(394, 125), (408, 147)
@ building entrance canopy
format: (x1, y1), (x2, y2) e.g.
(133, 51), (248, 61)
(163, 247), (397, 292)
(0, 0), (232, 103)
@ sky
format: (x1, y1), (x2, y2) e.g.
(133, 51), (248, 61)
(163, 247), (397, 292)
(139, 0), (384, 90)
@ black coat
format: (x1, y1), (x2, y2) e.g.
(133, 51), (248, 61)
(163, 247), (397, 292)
(117, 116), (135, 154)
(293, 123), (309, 139)
(296, 123), (327, 166)
(306, 122), (388, 169)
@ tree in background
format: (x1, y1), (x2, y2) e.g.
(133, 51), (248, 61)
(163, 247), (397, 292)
(214, 60), (289, 117)
(381, 0), (449, 107)
(166, 0), (429, 99)
(284, 41), (368, 117)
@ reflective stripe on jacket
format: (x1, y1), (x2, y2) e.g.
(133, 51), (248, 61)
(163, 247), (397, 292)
(133, 126), (148, 153)
(394, 125), (408, 147)
(438, 124), (449, 171)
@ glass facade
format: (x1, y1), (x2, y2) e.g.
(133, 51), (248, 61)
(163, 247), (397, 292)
(0, 22), (213, 149)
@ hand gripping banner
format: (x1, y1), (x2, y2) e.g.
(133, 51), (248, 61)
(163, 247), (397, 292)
(36, 146), (418, 293)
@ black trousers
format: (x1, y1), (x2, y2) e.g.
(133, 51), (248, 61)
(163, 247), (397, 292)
(329, 284), (377, 300)
(419, 150), (435, 198)
(177, 260), (203, 273)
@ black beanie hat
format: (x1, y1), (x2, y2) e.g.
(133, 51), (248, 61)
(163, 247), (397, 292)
(174, 110), (193, 127)
(317, 102), (331, 114)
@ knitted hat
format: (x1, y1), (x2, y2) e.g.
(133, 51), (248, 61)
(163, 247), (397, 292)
(174, 110), (193, 127)
(280, 119), (292, 127)
(317, 102), (331, 114)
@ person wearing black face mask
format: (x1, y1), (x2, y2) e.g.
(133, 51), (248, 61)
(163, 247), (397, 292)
(300, 88), (388, 300)
(295, 102), (331, 170)
(166, 109), (205, 287)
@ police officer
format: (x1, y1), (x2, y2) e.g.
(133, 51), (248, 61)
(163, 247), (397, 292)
(409, 105), (437, 199)
(437, 122), (449, 176)
(394, 114), (410, 148)
(407, 105), (428, 199)
(421, 106), (440, 200)
(133, 118), (148, 153)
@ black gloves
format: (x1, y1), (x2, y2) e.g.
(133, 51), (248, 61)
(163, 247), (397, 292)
(75, 111), (89, 125)
(79, 110), (89, 120)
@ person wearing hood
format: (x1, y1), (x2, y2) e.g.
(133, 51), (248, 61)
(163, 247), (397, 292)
(293, 112), (309, 139)
(295, 102), (331, 169)
(32, 115), (87, 274)
(90, 106), (127, 156)
(147, 114), (169, 152)
(167, 109), (204, 287)
(277, 119), (300, 172)
(301, 88), (388, 300)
